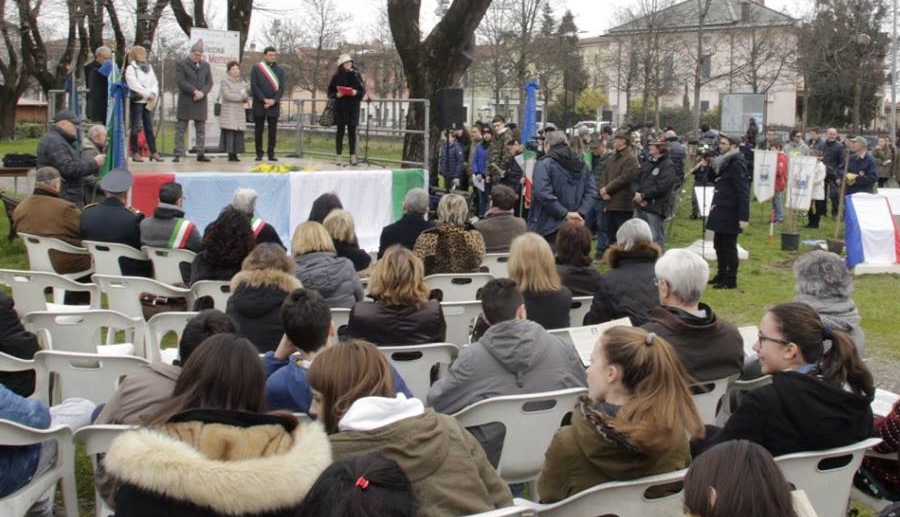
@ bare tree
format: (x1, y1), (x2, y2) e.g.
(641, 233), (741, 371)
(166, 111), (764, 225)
(297, 0), (349, 100)
(729, 20), (796, 94)
(470, 0), (515, 106)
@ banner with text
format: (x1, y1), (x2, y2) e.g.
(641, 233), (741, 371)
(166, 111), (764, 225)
(753, 149), (777, 202)
(786, 156), (816, 210)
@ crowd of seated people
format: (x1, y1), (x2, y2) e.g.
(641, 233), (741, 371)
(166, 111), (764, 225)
(4, 165), (896, 517)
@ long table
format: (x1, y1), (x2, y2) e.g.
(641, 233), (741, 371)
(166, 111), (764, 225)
(132, 168), (426, 251)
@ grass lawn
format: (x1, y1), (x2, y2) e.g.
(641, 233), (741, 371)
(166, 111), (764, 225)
(1, 135), (894, 516)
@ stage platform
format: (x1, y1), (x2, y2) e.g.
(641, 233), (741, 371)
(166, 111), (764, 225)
(126, 156), (382, 174)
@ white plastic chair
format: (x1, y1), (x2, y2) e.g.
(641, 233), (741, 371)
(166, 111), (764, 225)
(145, 311), (200, 364)
(716, 374), (773, 426)
(480, 253), (509, 278)
(441, 300), (483, 346)
(24, 310), (145, 358)
(546, 318), (632, 366)
(425, 273), (494, 303)
(452, 387), (586, 485)
(0, 419), (78, 517)
(775, 437), (883, 517)
(73, 424), (132, 517)
(0, 269), (102, 315)
(32, 350), (150, 406)
(568, 296), (593, 327)
(331, 308), (351, 336)
(689, 374), (737, 426)
(83, 240), (150, 276)
(93, 274), (192, 320)
(190, 280), (232, 310)
(515, 468), (688, 517)
(19, 232), (93, 280)
(460, 508), (536, 517)
(379, 343), (459, 400)
(142, 246), (196, 286)
(738, 324), (758, 365)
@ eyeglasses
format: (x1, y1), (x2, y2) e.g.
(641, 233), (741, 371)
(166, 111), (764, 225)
(757, 331), (792, 346)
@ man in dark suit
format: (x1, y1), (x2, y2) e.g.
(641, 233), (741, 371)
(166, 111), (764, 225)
(80, 168), (153, 277)
(377, 188), (434, 258)
(250, 46), (286, 161)
(173, 42), (213, 162)
(84, 46), (111, 123)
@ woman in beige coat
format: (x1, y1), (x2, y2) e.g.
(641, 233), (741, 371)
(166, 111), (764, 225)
(219, 61), (250, 161)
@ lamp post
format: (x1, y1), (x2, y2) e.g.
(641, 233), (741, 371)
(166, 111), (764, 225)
(892, 0), (897, 143)
(137, 13), (155, 49)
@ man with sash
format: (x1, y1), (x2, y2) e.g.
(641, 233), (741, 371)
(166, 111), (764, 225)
(231, 187), (285, 248)
(173, 42), (213, 163)
(250, 46), (285, 161)
(140, 182), (202, 252)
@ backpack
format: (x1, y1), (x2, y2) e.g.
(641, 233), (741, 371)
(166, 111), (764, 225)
(2, 153), (37, 168)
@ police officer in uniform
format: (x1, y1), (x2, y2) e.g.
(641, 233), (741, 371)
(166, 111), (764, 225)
(80, 168), (153, 277)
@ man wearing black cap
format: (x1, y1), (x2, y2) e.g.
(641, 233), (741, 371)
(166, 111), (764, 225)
(173, 42), (213, 163)
(599, 132), (641, 243)
(706, 134), (750, 289)
(633, 140), (677, 248)
(36, 110), (106, 207)
(80, 168), (153, 277)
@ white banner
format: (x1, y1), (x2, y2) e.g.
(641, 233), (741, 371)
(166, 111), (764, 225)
(753, 149), (777, 202)
(694, 186), (715, 217)
(189, 28), (240, 151)
(786, 156), (816, 211)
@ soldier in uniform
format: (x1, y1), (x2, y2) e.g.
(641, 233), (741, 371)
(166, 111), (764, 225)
(80, 168), (153, 277)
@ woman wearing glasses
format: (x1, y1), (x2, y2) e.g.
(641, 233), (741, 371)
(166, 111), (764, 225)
(699, 302), (874, 457)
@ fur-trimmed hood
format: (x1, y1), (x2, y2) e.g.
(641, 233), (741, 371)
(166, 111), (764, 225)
(104, 410), (332, 516)
(604, 241), (661, 269)
(230, 268), (302, 292)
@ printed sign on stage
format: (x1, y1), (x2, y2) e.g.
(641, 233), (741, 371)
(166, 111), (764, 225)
(189, 28), (240, 151)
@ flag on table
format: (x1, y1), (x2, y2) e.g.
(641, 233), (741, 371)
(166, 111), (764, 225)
(753, 150), (777, 202)
(786, 156), (816, 211)
(99, 57), (127, 178)
(845, 193), (900, 268)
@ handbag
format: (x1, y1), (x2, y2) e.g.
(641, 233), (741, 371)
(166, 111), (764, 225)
(214, 102), (222, 116)
(318, 99), (335, 127)
(245, 108), (255, 123)
(139, 292), (188, 321)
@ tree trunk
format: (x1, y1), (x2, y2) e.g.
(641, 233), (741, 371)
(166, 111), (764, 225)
(0, 90), (20, 140)
(226, 0), (253, 60)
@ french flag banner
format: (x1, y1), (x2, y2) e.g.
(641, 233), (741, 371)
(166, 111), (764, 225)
(845, 193), (900, 268)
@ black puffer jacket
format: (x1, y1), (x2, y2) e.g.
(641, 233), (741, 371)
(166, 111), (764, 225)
(347, 299), (446, 346)
(583, 242), (660, 326)
(226, 269), (302, 353)
(0, 293), (40, 396)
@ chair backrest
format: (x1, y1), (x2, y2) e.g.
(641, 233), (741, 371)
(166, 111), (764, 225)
(689, 374), (737, 426)
(425, 273), (494, 303)
(24, 309), (145, 358)
(33, 350), (150, 405)
(460, 508), (536, 517)
(378, 343), (459, 400)
(524, 468), (688, 517)
(452, 387), (587, 484)
(0, 419), (77, 517)
(83, 240), (149, 276)
(873, 388), (900, 417)
(737, 324), (758, 362)
(0, 350), (34, 372)
(2, 193), (19, 241)
(546, 318), (632, 366)
(568, 296), (593, 328)
(331, 308), (351, 337)
(73, 424), (132, 517)
(93, 274), (192, 320)
(142, 246), (197, 286)
(145, 311), (200, 363)
(480, 253), (510, 278)
(0, 269), (101, 315)
(19, 232), (92, 278)
(441, 300), (483, 346)
(775, 438), (883, 517)
(190, 280), (232, 310)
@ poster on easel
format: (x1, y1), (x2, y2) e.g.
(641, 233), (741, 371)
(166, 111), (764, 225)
(753, 149), (777, 202)
(189, 28), (240, 152)
(786, 156), (816, 211)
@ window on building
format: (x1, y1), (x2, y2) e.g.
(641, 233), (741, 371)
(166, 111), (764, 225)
(701, 54), (712, 79)
(701, 100), (710, 112)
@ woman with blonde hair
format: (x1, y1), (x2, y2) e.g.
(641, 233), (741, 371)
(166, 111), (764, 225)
(538, 326), (704, 503)
(292, 221), (363, 308)
(508, 232), (572, 330)
(347, 246), (445, 346)
(308, 339), (512, 517)
(323, 209), (371, 273)
(226, 243), (303, 353)
(124, 45), (162, 162)
(414, 193), (485, 276)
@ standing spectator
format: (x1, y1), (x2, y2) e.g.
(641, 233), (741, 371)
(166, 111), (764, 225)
(555, 222), (602, 296)
(822, 128), (846, 218)
(251, 46), (286, 161)
(633, 139), (677, 248)
(584, 218), (660, 326)
(487, 116), (513, 195)
(689, 152), (713, 219)
(745, 118), (759, 149)
(413, 194), (485, 275)
(587, 138), (611, 256)
(140, 181), (202, 252)
(473, 185), (526, 253)
(874, 137), (894, 189)
(36, 110), (104, 207)
(189, 207), (256, 285)
(771, 141), (788, 224)
(455, 127), (472, 191)
(806, 149), (828, 228)
(599, 132), (640, 244)
(508, 232), (572, 330)
(472, 125), (492, 217)
(292, 221), (364, 308)
(84, 46), (111, 123)
(231, 187), (285, 248)
(173, 42), (213, 163)
(706, 134), (750, 290)
(219, 61), (250, 162)
(501, 138), (525, 211)
(664, 130), (685, 181)
(808, 127), (825, 151)
(466, 125), (483, 193)
(845, 135), (879, 195)
(427, 278), (586, 466)
(80, 124), (108, 186)
(527, 131), (596, 245)
(378, 188), (433, 259)
(700, 124), (719, 151)
(642, 249), (744, 383)
(438, 131), (465, 189)
(323, 209), (371, 273)
(328, 54), (366, 165)
(784, 129), (810, 157)
(124, 45), (162, 163)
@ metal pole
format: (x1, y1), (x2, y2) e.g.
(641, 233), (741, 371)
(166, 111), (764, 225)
(423, 99), (431, 172)
(296, 99), (304, 158)
(892, 0), (897, 142)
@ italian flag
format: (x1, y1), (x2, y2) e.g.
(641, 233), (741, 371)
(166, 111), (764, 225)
(517, 150), (537, 207)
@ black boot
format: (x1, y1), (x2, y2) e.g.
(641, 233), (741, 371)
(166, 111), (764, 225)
(708, 274), (722, 285)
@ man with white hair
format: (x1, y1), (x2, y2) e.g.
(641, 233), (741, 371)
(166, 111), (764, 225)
(85, 46), (111, 123)
(377, 187), (434, 258)
(230, 187), (284, 247)
(642, 248), (744, 382)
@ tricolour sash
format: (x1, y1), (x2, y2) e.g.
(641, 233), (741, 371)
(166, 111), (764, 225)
(251, 216), (265, 237)
(256, 62), (280, 92)
(167, 219), (195, 249)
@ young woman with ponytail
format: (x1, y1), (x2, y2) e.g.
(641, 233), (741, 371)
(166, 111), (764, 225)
(703, 301), (874, 457)
(537, 326), (705, 503)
